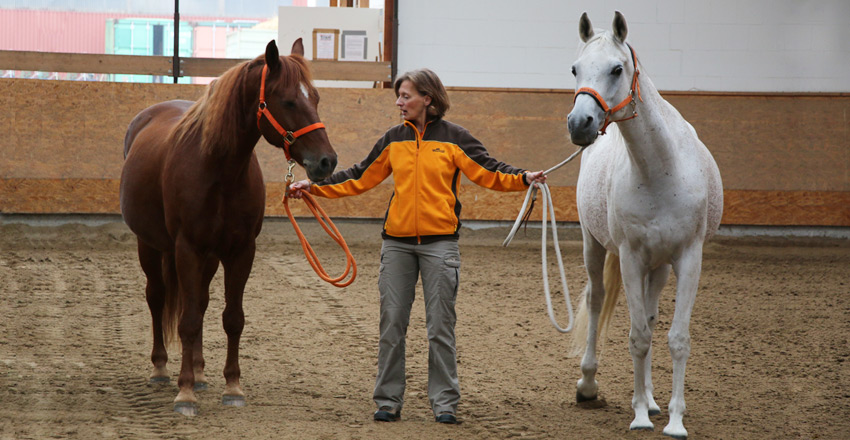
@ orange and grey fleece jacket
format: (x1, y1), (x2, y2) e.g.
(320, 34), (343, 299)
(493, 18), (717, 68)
(311, 118), (530, 243)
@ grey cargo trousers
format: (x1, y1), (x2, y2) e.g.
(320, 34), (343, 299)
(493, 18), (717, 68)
(373, 238), (461, 416)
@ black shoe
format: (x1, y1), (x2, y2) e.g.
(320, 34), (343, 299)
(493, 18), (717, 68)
(435, 413), (458, 424)
(374, 407), (401, 422)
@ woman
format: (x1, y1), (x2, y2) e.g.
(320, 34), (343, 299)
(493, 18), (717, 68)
(288, 68), (546, 424)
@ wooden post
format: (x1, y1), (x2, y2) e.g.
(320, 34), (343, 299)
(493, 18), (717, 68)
(173, 0), (179, 83)
(383, 0), (396, 87)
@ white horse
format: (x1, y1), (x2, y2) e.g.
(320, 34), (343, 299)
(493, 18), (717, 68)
(567, 12), (723, 439)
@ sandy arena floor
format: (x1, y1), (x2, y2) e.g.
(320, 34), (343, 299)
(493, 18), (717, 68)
(0, 219), (848, 439)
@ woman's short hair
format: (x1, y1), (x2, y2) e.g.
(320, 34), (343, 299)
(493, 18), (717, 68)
(394, 68), (450, 119)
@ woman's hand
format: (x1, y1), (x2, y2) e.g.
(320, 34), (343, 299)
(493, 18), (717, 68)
(525, 170), (547, 185)
(287, 179), (311, 199)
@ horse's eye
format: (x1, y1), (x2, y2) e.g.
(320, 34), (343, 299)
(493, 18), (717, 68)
(283, 100), (296, 109)
(612, 65), (623, 76)
(571, 66), (576, 77)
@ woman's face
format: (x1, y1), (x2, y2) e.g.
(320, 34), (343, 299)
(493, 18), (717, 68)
(396, 80), (431, 125)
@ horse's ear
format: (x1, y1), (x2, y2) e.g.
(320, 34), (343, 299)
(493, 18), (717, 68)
(612, 11), (628, 43)
(265, 40), (281, 71)
(291, 38), (305, 57)
(579, 12), (594, 42)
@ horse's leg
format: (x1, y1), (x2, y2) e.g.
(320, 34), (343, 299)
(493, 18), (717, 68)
(576, 234), (606, 402)
(219, 241), (255, 407)
(192, 257), (219, 392)
(662, 243), (703, 439)
(643, 264), (671, 417)
(172, 237), (207, 416)
(138, 241), (170, 382)
(618, 252), (654, 431)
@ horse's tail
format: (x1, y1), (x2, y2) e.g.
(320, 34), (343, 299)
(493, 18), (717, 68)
(570, 251), (622, 357)
(123, 117), (138, 159)
(569, 284), (591, 357)
(599, 252), (622, 342)
(123, 110), (153, 159)
(160, 253), (182, 348)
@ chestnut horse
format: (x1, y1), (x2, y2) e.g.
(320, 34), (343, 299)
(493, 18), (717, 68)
(120, 39), (337, 416)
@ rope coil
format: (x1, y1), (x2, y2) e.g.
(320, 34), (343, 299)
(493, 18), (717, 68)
(503, 146), (586, 333)
(283, 189), (357, 288)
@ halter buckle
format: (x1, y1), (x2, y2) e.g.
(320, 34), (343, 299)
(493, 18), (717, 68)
(283, 131), (297, 146)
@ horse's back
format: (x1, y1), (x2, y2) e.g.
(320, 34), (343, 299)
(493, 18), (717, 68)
(577, 115), (723, 252)
(660, 101), (723, 240)
(123, 100), (193, 158)
(120, 100), (194, 250)
(691, 125), (723, 241)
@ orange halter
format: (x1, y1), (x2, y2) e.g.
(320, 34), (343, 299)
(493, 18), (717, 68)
(258, 63), (355, 287)
(257, 64), (326, 161)
(573, 44), (642, 135)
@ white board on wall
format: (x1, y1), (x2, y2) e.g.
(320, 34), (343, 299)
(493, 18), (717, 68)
(277, 6), (383, 87)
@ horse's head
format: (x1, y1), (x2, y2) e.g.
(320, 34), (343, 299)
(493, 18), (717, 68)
(257, 39), (337, 182)
(567, 11), (639, 147)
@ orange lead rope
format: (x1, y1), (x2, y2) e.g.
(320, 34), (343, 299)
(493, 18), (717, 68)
(282, 166), (357, 288)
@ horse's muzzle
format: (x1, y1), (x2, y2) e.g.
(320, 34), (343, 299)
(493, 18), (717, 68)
(304, 154), (337, 182)
(567, 112), (599, 147)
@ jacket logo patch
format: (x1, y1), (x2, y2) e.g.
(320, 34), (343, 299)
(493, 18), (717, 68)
(432, 147), (446, 153)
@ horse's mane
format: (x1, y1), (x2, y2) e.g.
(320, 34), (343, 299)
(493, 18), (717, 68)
(170, 53), (314, 156)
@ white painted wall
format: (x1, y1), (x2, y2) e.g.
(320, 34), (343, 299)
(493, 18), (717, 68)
(277, 6), (382, 61)
(277, 6), (383, 87)
(226, 28), (278, 59)
(396, 0), (850, 92)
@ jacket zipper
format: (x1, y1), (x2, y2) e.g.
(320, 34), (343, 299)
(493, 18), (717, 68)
(414, 124), (421, 244)
(406, 120), (429, 245)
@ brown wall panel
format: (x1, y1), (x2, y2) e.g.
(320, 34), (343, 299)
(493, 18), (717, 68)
(721, 189), (850, 226)
(1, 178), (119, 213)
(0, 78), (847, 226)
(667, 94), (850, 192)
(5, 179), (848, 227)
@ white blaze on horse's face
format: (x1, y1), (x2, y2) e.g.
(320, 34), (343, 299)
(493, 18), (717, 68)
(567, 13), (634, 147)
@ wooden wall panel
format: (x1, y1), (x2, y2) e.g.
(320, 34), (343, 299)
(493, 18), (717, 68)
(0, 79), (202, 179)
(0, 78), (847, 227)
(721, 189), (850, 226)
(0, 178), (119, 213)
(666, 94), (850, 192)
(5, 179), (847, 227)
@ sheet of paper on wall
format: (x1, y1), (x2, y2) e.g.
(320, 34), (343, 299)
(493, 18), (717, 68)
(341, 30), (368, 61)
(316, 33), (336, 60)
(343, 35), (366, 61)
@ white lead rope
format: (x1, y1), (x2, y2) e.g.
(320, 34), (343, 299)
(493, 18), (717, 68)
(503, 146), (586, 333)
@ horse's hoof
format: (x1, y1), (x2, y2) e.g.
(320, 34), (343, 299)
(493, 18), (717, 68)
(149, 376), (170, 385)
(576, 390), (598, 403)
(663, 423), (688, 439)
(629, 420), (655, 431)
(173, 401), (198, 417)
(222, 394), (246, 407)
(649, 408), (662, 417)
(194, 381), (208, 392)
(630, 416), (654, 431)
(630, 424), (654, 432)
